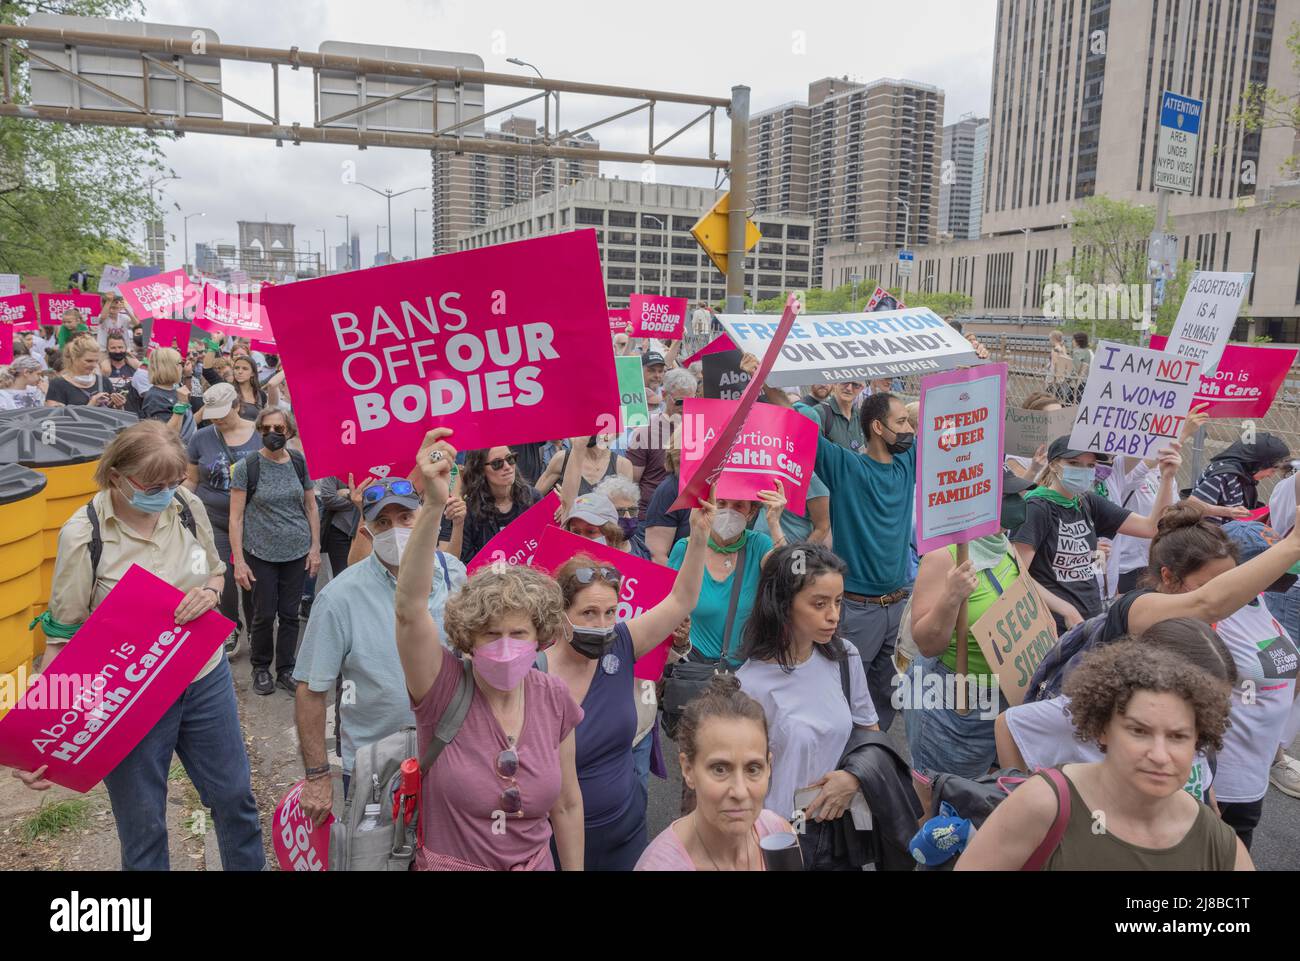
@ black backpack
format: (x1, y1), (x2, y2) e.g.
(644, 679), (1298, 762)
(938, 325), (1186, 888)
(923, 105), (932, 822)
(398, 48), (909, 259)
(241, 449), (308, 499)
(1023, 611), (1112, 704)
(85, 489), (197, 582)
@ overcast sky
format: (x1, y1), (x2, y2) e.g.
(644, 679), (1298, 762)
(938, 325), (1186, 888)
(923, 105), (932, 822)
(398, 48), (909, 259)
(132, 0), (998, 268)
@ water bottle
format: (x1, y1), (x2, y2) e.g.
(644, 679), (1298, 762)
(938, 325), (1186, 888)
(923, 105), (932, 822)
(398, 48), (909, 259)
(357, 802), (382, 833)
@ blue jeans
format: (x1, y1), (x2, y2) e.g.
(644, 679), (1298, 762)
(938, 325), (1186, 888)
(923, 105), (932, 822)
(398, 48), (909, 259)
(632, 735), (653, 794)
(103, 657), (265, 871)
(901, 656), (999, 777)
(1265, 583), (1300, 648)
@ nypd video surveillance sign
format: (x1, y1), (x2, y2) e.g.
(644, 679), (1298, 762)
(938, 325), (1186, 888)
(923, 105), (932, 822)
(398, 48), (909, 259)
(1154, 91), (1203, 194)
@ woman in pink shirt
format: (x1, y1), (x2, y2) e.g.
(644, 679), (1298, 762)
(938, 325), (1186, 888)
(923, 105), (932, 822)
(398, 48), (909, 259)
(396, 428), (585, 871)
(636, 674), (792, 871)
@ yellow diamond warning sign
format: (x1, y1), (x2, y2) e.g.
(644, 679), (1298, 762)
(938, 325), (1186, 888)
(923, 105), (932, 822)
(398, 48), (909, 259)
(691, 192), (761, 278)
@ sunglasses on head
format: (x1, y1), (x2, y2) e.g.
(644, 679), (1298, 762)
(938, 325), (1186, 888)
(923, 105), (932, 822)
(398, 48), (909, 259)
(572, 566), (622, 587)
(486, 454), (518, 470)
(363, 480), (416, 503)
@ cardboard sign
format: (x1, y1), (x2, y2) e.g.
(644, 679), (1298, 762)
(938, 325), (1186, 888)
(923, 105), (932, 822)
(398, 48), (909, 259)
(194, 285), (269, 339)
(701, 349), (752, 401)
(671, 295), (801, 511)
(98, 265), (131, 294)
(629, 293), (687, 340)
(465, 490), (561, 574)
(259, 232), (618, 482)
(149, 318), (193, 354)
(609, 309), (631, 335)
(1164, 271), (1250, 376)
(865, 286), (905, 312)
(1149, 335), (1296, 419)
(273, 780), (332, 871)
(971, 575), (1058, 706)
(616, 355), (649, 431)
(118, 269), (197, 321)
(681, 333), (735, 367)
(680, 398), (817, 514)
(915, 364), (1008, 555)
(0, 565), (234, 792)
(717, 308), (979, 388)
(37, 292), (101, 326)
(1068, 341), (1200, 457)
(1004, 405), (1079, 457)
(22, 275), (53, 294)
(532, 525), (679, 682)
(0, 293), (38, 331)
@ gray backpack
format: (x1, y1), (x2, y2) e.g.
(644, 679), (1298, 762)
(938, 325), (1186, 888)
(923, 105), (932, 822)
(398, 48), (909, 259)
(328, 662), (475, 871)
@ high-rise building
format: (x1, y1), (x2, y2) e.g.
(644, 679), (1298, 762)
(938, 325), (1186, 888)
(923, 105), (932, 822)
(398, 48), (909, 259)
(430, 117), (599, 254)
(982, 0), (1295, 235)
(750, 77), (944, 285)
(939, 115), (990, 240)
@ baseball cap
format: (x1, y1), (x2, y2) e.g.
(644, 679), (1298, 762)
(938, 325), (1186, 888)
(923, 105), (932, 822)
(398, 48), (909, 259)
(1047, 436), (1090, 462)
(642, 351), (666, 369)
(1003, 469), (1035, 496)
(565, 493), (618, 528)
(361, 480), (422, 522)
(1222, 521), (1299, 593)
(200, 382), (238, 420)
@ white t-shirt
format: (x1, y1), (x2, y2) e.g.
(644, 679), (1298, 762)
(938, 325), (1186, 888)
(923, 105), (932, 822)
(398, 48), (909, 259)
(0, 386), (43, 411)
(1268, 475), (1298, 535)
(1213, 597), (1299, 802)
(1108, 459), (1160, 580)
(736, 646), (878, 819)
(1005, 694), (1214, 802)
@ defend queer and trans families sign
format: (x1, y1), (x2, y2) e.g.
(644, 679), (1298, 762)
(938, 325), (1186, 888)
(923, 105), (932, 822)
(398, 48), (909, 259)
(0, 565), (234, 792)
(1004, 405), (1078, 457)
(615, 356), (649, 430)
(629, 294), (687, 340)
(273, 780), (332, 871)
(37, 291), (101, 326)
(1068, 341), (1200, 457)
(118, 269), (196, 321)
(915, 364), (1008, 555)
(532, 525), (678, 682)
(1149, 335), (1296, 419)
(717, 308), (979, 387)
(679, 398), (818, 515)
(465, 490), (560, 574)
(971, 575), (1058, 707)
(259, 231), (618, 481)
(1163, 271), (1250, 376)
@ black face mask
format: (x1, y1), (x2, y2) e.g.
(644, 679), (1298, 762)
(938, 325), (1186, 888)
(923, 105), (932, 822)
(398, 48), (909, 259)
(262, 431), (287, 452)
(884, 428), (915, 455)
(1001, 493), (1027, 532)
(108, 350), (127, 362)
(569, 624), (617, 660)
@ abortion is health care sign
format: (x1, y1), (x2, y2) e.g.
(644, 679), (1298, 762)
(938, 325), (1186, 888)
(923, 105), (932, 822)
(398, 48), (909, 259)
(915, 364), (1008, 556)
(718, 308), (979, 388)
(629, 294), (687, 340)
(465, 490), (560, 575)
(194, 285), (270, 340)
(679, 398), (818, 515)
(0, 565), (234, 792)
(259, 231), (618, 482)
(1068, 342), (1201, 457)
(532, 525), (679, 682)
(1149, 335), (1296, 419)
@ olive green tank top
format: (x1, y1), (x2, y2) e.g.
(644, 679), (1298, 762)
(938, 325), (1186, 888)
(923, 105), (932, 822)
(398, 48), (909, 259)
(1039, 768), (1237, 871)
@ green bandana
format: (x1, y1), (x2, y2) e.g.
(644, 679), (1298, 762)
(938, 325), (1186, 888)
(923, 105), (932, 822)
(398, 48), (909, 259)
(968, 533), (1011, 571)
(30, 610), (81, 640)
(1023, 486), (1079, 509)
(708, 529), (751, 554)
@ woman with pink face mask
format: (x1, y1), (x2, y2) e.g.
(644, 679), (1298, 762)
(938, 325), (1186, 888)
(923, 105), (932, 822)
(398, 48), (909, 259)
(396, 428), (585, 871)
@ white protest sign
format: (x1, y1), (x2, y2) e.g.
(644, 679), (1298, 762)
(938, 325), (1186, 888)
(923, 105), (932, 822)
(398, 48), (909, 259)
(1068, 341), (1200, 457)
(0, 274), (19, 297)
(98, 265), (130, 293)
(717, 308), (979, 387)
(1164, 271), (1250, 376)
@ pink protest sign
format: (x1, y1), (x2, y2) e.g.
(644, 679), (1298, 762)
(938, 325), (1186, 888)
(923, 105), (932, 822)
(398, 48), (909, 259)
(915, 364), (1008, 556)
(0, 564), (234, 793)
(193, 284), (270, 339)
(0, 327), (11, 365)
(259, 231), (618, 481)
(629, 293), (688, 340)
(681, 333), (736, 367)
(37, 291), (101, 326)
(465, 490), (561, 574)
(273, 780), (332, 871)
(532, 525), (680, 682)
(865, 286), (905, 312)
(670, 294), (801, 511)
(609, 309), (631, 334)
(1150, 334), (1297, 419)
(149, 317), (192, 353)
(118, 268), (196, 320)
(0, 293), (38, 330)
(679, 398), (817, 514)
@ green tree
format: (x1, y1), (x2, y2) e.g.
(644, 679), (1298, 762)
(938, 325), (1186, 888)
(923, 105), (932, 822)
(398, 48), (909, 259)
(0, 0), (166, 282)
(1234, 18), (1300, 180)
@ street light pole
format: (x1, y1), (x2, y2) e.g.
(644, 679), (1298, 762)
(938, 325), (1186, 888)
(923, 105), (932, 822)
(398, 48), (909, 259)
(644, 214), (667, 296)
(509, 57), (562, 235)
(413, 208), (427, 259)
(354, 182), (426, 258)
(319, 228), (328, 272)
(1021, 226), (1032, 323)
(182, 210), (205, 273)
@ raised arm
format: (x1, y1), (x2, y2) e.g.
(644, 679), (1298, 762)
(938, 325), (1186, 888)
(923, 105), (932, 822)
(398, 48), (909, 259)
(627, 501), (714, 659)
(1117, 442), (1180, 538)
(395, 429), (454, 703)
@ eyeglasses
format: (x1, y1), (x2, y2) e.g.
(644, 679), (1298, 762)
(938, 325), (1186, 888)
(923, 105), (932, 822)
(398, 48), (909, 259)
(571, 566), (622, 586)
(362, 480), (416, 503)
(486, 454), (518, 470)
(615, 506), (638, 518)
(124, 475), (183, 497)
(260, 425), (288, 436)
(496, 743), (522, 817)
